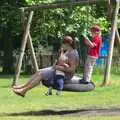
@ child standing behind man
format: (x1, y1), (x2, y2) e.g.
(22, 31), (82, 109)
(82, 25), (102, 83)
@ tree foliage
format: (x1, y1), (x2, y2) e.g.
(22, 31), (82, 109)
(0, 0), (110, 74)
(0, 0), (27, 74)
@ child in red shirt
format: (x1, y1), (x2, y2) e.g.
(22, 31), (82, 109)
(82, 25), (102, 83)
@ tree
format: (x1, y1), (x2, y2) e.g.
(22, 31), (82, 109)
(0, 0), (110, 74)
(0, 0), (27, 74)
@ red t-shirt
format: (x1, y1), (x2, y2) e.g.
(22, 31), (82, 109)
(88, 35), (102, 58)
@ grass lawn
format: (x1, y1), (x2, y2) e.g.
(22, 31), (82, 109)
(0, 73), (120, 120)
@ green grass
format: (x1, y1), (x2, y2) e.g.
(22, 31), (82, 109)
(0, 74), (120, 120)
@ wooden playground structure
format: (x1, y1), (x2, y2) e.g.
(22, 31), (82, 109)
(13, 0), (120, 86)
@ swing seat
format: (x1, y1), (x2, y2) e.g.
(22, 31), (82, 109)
(42, 76), (95, 92)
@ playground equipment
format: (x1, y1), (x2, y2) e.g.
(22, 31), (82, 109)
(42, 75), (95, 92)
(13, 0), (120, 90)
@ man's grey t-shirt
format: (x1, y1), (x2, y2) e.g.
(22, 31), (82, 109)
(40, 49), (79, 81)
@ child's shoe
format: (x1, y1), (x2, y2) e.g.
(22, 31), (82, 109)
(45, 91), (52, 96)
(56, 90), (61, 96)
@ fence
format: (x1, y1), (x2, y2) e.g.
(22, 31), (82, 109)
(0, 50), (120, 73)
(17, 53), (120, 73)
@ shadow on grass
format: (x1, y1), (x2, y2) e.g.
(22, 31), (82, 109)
(0, 85), (11, 88)
(3, 108), (120, 117)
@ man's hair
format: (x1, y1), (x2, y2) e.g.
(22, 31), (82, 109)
(63, 36), (76, 49)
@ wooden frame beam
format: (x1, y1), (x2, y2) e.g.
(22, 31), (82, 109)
(20, 0), (108, 11)
(12, 11), (34, 86)
(21, 8), (39, 72)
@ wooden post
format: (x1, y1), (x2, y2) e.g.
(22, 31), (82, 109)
(27, 33), (39, 72)
(21, 8), (39, 72)
(108, 0), (113, 19)
(115, 29), (120, 46)
(12, 11), (34, 86)
(103, 2), (119, 86)
(115, 29), (120, 52)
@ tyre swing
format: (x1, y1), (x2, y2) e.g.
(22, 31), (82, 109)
(42, 76), (95, 92)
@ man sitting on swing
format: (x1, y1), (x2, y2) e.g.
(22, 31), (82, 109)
(12, 36), (79, 97)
